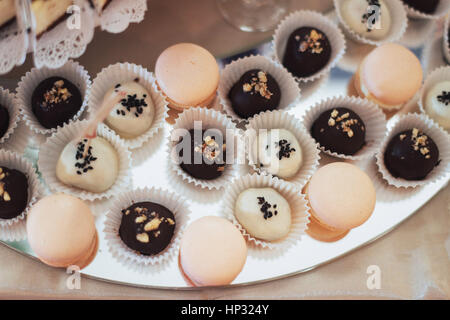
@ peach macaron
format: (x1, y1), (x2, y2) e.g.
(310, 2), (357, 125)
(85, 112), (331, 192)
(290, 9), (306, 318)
(304, 162), (376, 242)
(354, 43), (423, 111)
(26, 193), (98, 269)
(155, 43), (220, 111)
(179, 216), (247, 286)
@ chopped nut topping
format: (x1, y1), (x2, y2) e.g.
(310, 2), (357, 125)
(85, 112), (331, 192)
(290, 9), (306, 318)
(0, 182), (4, 196)
(330, 109), (339, 118)
(242, 70), (273, 100)
(144, 218), (162, 232)
(135, 215), (147, 224)
(3, 191), (11, 202)
(42, 80), (72, 108)
(136, 233), (149, 243)
(400, 134), (407, 141)
(328, 118), (336, 126)
(166, 218), (175, 225)
(297, 29), (325, 54)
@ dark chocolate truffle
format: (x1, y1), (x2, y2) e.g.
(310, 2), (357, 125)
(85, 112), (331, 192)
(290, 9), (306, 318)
(384, 128), (440, 181)
(402, 0), (439, 14)
(228, 69), (281, 119)
(0, 104), (10, 140)
(31, 76), (83, 129)
(311, 107), (366, 155)
(178, 129), (226, 180)
(0, 167), (28, 220)
(282, 27), (332, 78)
(119, 202), (176, 256)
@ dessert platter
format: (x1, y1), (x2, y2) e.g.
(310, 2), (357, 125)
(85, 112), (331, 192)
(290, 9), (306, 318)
(0, 0), (449, 289)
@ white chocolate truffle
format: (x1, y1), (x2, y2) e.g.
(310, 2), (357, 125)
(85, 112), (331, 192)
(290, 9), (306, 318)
(340, 0), (391, 40)
(425, 81), (450, 130)
(104, 82), (155, 139)
(56, 137), (119, 193)
(251, 129), (302, 179)
(235, 188), (291, 242)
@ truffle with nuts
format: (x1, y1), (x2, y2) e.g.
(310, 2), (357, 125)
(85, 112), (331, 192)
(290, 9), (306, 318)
(0, 166), (29, 220)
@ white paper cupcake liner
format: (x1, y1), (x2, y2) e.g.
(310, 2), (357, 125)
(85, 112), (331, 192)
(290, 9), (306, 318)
(303, 96), (387, 160)
(272, 10), (346, 83)
(222, 173), (310, 250)
(0, 150), (42, 241)
(89, 62), (168, 149)
(443, 15), (450, 65)
(167, 107), (241, 190)
(403, 0), (450, 20)
(38, 120), (132, 201)
(103, 187), (190, 271)
(0, 88), (20, 146)
(0, 119), (30, 156)
(245, 110), (320, 189)
(17, 60), (91, 136)
(418, 66), (450, 131)
(422, 34), (446, 77)
(218, 55), (300, 121)
(375, 113), (450, 188)
(334, 0), (407, 46)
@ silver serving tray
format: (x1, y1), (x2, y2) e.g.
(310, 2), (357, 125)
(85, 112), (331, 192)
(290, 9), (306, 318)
(1, 13), (449, 289)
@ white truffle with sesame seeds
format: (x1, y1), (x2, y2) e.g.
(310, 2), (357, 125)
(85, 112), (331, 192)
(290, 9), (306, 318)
(56, 136), (119, 193)
(251, 129), (303, 179)
(424, 81), (450, 130)
(103, 81), (155, 139)
(235, 188), (291, 242)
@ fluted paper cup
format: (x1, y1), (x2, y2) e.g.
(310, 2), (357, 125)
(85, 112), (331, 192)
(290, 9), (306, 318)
(89, 62), (168, 149)
(17, 60), (91, 136)
(245, 110), (320, 189)
(273, 10), (346, 83)
(376, 113), (450, 188)
(334, 0), (407, 46)
(418, 66), (450, 131)
(218, 55), (300, 121)
(0, 88), (20, 147)
(167, 107), (240, 190)
(222, 173), (310, 250)
(303, 96), (387, 160)
(38, 120), (131, 201)
(443, 15), (450, 65)
(0, 150), (42, 241)
(104, 187), (190, 271)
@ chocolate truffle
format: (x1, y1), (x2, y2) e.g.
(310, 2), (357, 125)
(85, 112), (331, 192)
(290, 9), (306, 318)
(228, 69), (281, 119)
(251, 129), (303, 179)
(178, 129), (226, 180)
(235, 188), (291, 242)
(31, 76), (83, 129)
(340, 0), (392, 40)
(119, 202), (176, 256)
(0, 104), (10, 140)
(0, 167), (28, 220)
(282, 27), (332, 78)
(104, 81), (155, 139)
(402, 0), (439, 14)
(384, 128), (440, 180)
(56, 136), (119, 193)
(311, 107), (366, 155)
(424, 81), (450, 130)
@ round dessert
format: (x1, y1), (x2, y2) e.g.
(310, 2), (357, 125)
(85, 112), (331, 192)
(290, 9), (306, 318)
(177, 129), (226, 180)
(31, 76), (83, 129)
(0, 167), (28, 220)
(26, 193), (98, 268)
(402, 0), (439, 14)
(179, 216), (247, 286)
(311, 107), (366, 155)
(235, 188), (291, 242)
(228, 69), (281, 119)
(305, 162), (376, 241)
(103, 81), (155, 139)
(384, 128), (440, 181)
(56, 136), (119, 193)
(424, 81), (450, 130)
(0, 104), (10, 140)
(340, 0), (391, 40)
(355, 43), (423, 111)
(251, 129), (303, 179)
(155, 43), (220, 110)
(282, 27), (332, 78)
(119, 202), (176, 256)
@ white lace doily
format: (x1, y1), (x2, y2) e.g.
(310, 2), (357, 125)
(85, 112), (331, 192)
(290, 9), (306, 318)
(97, 0), (147, 33)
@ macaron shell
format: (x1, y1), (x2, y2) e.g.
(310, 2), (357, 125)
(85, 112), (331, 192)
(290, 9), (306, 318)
(361, 43), (423, 107)
(306, 214), (349, 242)
(155, 43), (219, 107)
(179, 216), (247, 286)
(26, 193), (97, 267)
(307, 162), (376, 231)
